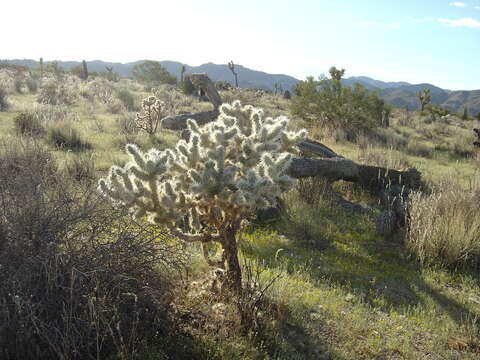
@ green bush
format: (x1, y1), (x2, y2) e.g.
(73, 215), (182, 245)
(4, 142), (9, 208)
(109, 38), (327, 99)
(116, 88), (137, 111)
(37, 80), (77, 105)
(47, 122), (91, 151)
(14, 112), (45, 136)
(25, 78), (38, 93)
(14, 76), (23, 93)
(406, 141), (433, 158)
(131, 60), (176, 85)
(291, 66), (387, 133)
(181, 77), (195, 95)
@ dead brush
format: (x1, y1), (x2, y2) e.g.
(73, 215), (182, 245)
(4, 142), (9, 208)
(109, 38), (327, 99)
(236, 258), (280, 333)
(407, 178), (480, 267)
(0, 139), (187, 360)
(296, 176), (333, 205)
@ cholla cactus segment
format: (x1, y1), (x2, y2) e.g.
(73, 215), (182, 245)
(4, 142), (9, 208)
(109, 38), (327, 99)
(99, 100), (307, 241)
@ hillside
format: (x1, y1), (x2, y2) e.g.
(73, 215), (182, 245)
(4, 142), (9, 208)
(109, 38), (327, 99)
(2, 59), (479, 114)
(0, 68), (479, 359)
(1, 59), (298, 92)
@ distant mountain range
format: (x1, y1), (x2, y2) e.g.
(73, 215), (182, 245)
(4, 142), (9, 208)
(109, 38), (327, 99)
(2, 59), (479, 115)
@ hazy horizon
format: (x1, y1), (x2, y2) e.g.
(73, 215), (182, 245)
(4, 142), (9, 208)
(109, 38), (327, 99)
(2, 0), (479, 90)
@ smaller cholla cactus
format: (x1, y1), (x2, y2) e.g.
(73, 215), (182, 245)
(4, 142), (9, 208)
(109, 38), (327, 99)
(99, 100), (307, 290)
(134, 96), (167, 134)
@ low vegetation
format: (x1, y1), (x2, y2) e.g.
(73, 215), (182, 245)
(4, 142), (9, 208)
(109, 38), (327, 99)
(0, 65), (478, 359)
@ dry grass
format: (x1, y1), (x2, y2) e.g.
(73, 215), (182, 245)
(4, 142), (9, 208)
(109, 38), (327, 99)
(407, 178), (480, 267)
(0, 139), (187, 360)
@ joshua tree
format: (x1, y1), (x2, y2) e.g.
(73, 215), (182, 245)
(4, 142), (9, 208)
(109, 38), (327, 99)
(328, 66), (345, 81)
(180, 64), (186, 83)
(81, 60), (88, 80)
(462, 107), (468, 120)
(105, 66), (119, 82)
(274, 82), (283, 95)
(39, 57), (44, 78)
(416, 88), (431, 111)
(228, 61), (238, 87)
(99, 100), (307, 291)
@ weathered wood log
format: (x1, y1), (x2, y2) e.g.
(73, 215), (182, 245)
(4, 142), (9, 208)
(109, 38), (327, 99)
(288, 157), (421, 190)
(161, 73), (222, 131)
(288, 157), (358, 182)
(297, 139), (344, 158)
(162, 110), (219, 131)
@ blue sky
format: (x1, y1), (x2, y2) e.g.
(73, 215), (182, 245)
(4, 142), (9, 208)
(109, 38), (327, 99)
(2, 0), (479, 89)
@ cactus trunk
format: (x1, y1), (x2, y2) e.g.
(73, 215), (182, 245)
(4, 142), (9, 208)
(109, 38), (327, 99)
(221, 228), (241, 292)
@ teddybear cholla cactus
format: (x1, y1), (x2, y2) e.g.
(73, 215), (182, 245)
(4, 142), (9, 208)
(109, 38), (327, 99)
(99, 100), (306, 290)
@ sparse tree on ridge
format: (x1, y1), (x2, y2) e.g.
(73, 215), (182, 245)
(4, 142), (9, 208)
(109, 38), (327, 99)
(228, 60), (238, 87)
(416, 88), (431, 111)
(132, 60), (176, 85)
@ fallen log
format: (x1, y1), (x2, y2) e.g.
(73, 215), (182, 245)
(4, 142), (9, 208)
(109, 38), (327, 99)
(161, 73), (222, 131)
(288, 157), (422, 191)
(162, 110), (219, 131)
(297, 139), (344, 158)
(157, 73), (421, 234)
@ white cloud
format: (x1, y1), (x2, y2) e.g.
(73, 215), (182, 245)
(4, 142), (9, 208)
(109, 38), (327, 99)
(439, 17), (480, 28)
(450, 1), (467, 6)
(475, 6), (480, 9)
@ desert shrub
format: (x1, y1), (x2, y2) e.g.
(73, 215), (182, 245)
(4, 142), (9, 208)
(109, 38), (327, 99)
(31, 103), (79, 125)
(406, 141), (433, 158)
(86, 78), (114, 103)
(106, 97), (125, 114)
(25, 77), (38, 93)
(181, 77), (196, 95)
(407, 181), (480, 267)
(47, 122), (91, 151)
(116, 112), (139, 135)
(63, 153), (96, 183)
(14, 76), (23, 93)
(132, 60), (177, 85)
(14, 111), (45, 136)
(291, 67), (388, 134)
(283, 90), (291, 99)
(0, 86), (8, 111)
(0, 140), (185, 359)
(37, 80), (77, 105)
(116, 87), (137, 111)
(78, 83), (93, 100)
(359, 145), (411, 169)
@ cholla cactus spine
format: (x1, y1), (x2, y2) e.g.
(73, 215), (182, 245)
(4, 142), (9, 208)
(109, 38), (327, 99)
(99, 100), (307, 290)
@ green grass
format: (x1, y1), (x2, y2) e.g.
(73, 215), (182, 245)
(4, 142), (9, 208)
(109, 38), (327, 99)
(1, 75), (479, 359)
